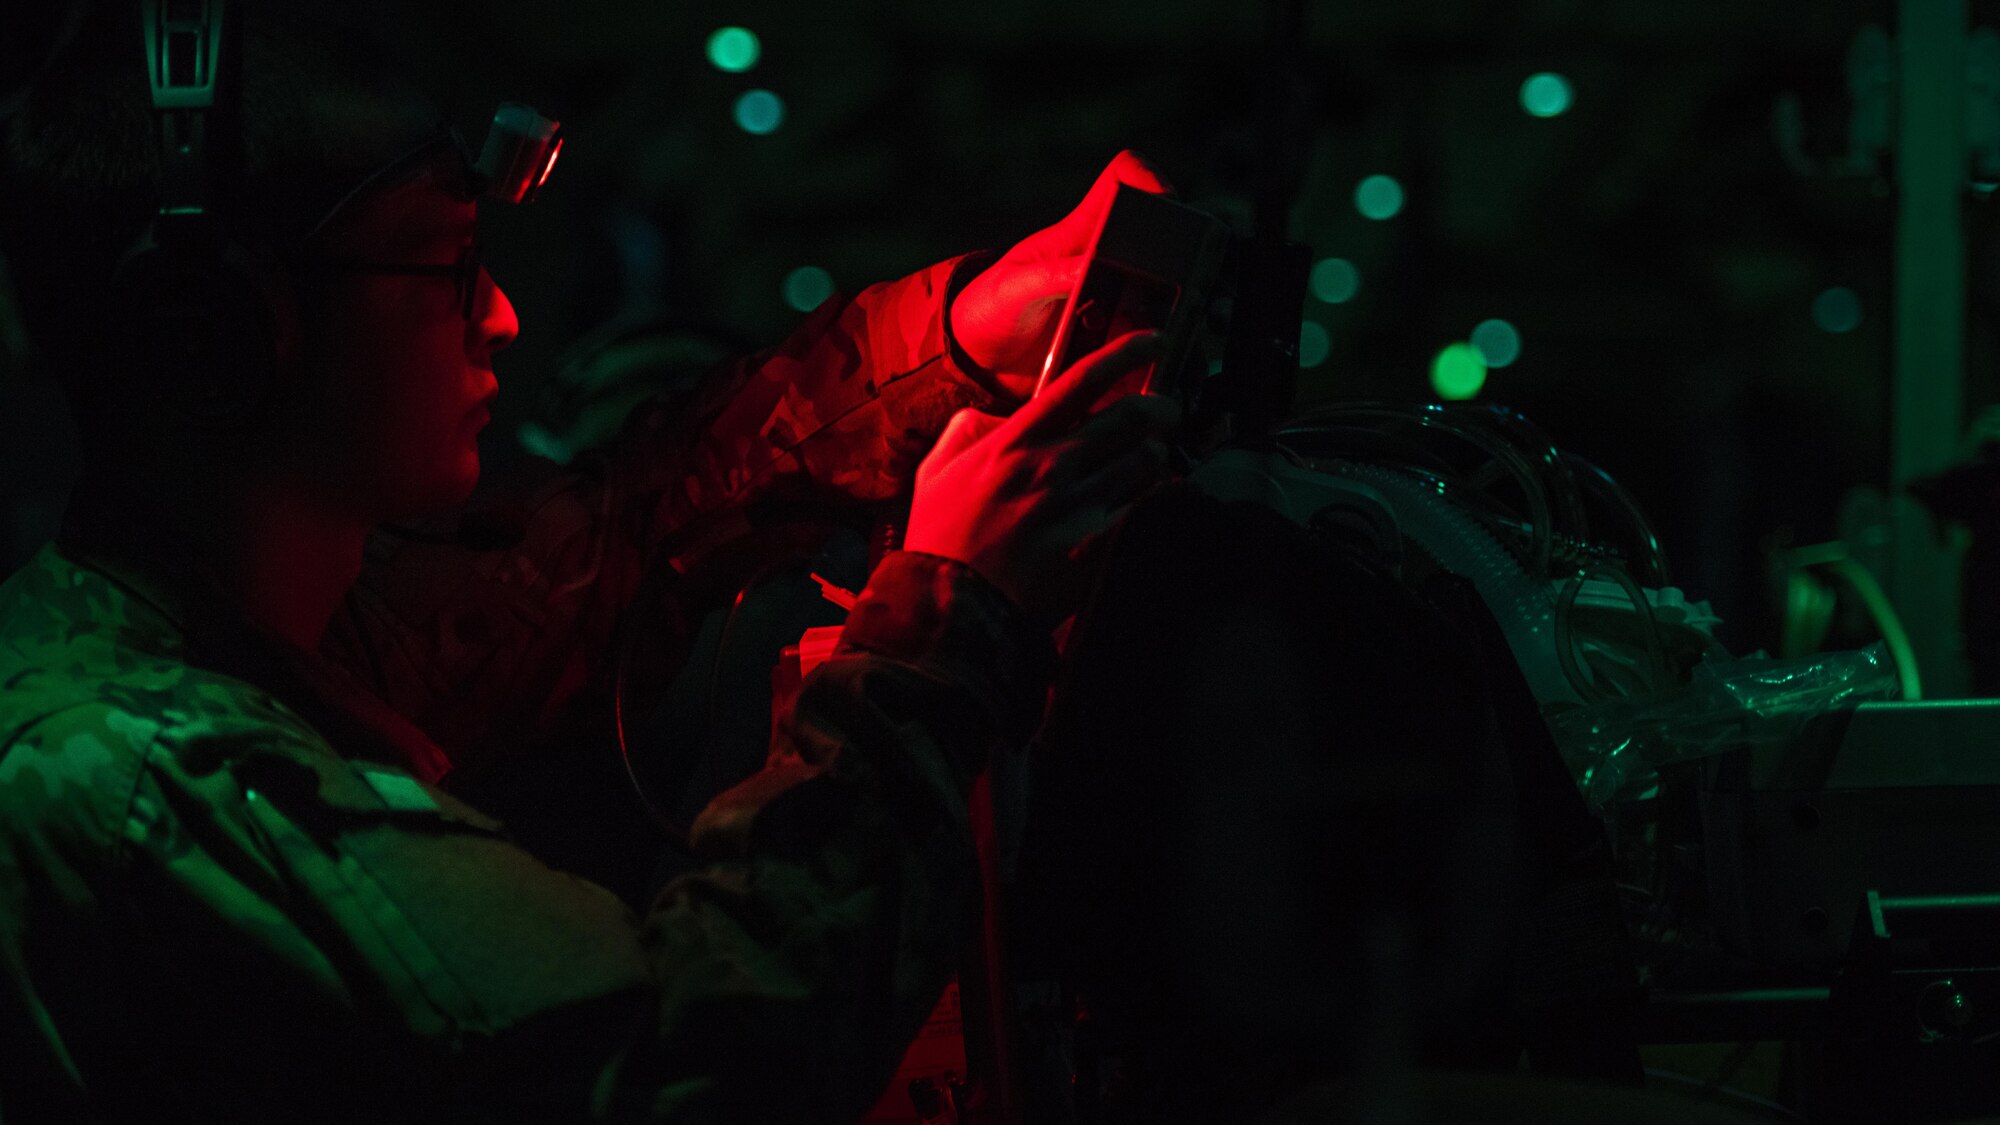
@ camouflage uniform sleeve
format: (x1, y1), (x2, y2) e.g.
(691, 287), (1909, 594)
(605, 549), (1055, 1121)
(2, 548), (1049, 1119)
(324, 253), (1005, 768)
(0, 689), (649, 1119)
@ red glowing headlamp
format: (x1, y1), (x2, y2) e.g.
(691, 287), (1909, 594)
(298, 104), (564, 244)
(476, 103), (563, 205)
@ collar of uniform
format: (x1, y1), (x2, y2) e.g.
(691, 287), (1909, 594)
(53, 506), (457, 784)
(46, 535), (202, 664)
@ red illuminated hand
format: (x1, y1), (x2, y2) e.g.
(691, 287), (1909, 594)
(905, 330), (1179, 627)
(949, 151), (1175, 399)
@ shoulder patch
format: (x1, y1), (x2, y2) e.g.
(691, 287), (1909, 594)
(354, 766), (441, 814)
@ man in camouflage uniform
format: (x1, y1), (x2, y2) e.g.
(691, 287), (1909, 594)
(0, 9), (1176, 1121)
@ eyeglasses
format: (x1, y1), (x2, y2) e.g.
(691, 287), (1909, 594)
(294, 242), (486, 320)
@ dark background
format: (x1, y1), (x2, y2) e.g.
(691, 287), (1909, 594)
(4, 0), (1990, 654)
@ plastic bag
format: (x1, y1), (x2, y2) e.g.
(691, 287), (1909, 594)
(1546, 643), (1900, 810)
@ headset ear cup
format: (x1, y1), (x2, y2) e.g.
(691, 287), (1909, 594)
(201, 242), (288, 422)
(115, 237), (285, 426)
(233, 242), (299, 378)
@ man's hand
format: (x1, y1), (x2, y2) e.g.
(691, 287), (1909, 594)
(949, 151), (1175, 399)
(904, 330), (1179, 627)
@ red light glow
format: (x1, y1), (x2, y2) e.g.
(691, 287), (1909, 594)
(536, 137), (563, 190)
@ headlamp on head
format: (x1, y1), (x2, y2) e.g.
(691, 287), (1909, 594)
(295, 102), (562, 245)
(475, 103), (562, 205)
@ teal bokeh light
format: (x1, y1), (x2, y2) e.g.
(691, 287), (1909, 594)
(734, 89), (785, 135)
(1470, 319), (1522, 368)
(1309, 258), (1361, 304)
(1520, 72), (1574, 118)
(783, 266), (835, 312)
(706, 27), (761, 73)
(1299, 321), (1332, 368)
(1355, 175), (1405, 221)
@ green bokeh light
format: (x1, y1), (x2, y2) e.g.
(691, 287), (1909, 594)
(1299, 321), (1332, 368)
(1813, 286), (1862, 333)
(1431, 342), (1487, 400)
(1520, 72), (1574, 118)
(1354, 175), (1405, 221)
(706, 27), (761, 73)
(1309, 258), (1360, 304)
(1470, 318), (1522, 367)
(733, 89), (785, 135)
(783, 266), (835, 312)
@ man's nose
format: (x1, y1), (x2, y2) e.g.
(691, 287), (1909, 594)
(472, 270), (519, 356)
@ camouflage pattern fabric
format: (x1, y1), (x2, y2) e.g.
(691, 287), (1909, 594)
(0, 255), (1053, 1121)
(323, 253), (1006, 775)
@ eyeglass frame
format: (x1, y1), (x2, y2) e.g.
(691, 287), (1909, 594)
(290, 242), (487, 321)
